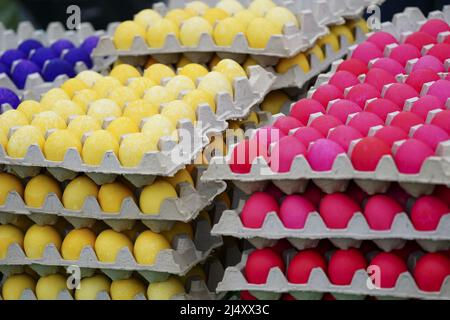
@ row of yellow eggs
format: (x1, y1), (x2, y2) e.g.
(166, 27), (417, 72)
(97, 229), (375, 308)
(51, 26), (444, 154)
(2, 271), (205, 300)
(114, 0), (299, 49)
(0, 220), (196, 263)
(0, 169), (194, 213)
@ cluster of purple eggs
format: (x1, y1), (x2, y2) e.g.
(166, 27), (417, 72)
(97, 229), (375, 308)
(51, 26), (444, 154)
(0, 35), (99, 89)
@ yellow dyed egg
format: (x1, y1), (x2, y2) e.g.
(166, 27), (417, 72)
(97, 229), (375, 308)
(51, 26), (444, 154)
(178, 63), (209, 83)
(216, 0), (244, 15)
(24, 224), (62, 258)
(265, 6), (299, 30)
(75, 274), (111, 300)
(2, 274), (36, 300)
(203, 8), (229, 25)
(134, 230), (171, 264)
(71, 89), (99, 112)
(162, 222), (194, 243)
(40, 88), (70, 110)
(127, 77), (156, 98)
(92, 76), (122, 98)
(182, 89), (216, 113)
(141, 114), (177, 144)
(107, 87), (139, 109)
(51, 100), (84, 122)
(36, 274), (70, 300)
(164, 169), (194, 188)
(248, 0), (276, 16)
(44, 129), (81, 162)
(246, 17), (281, 48)
(165, 9), (195, 28)
(113, 20), (146, 50)
(82, 130), (119, 166)
(198, 71), (233, 97)
(331, 24), (355, 44)
(233, 10), (257, 28)
(143, 64), (175, 84)
(0, 224), (24, 259)
(122, 100), (158, 126)
(140, 180), (177, 215)
(24, 174), (62, 208)
(106, 117), (139, 140)
(61, 228), (96, 260)
(143, 86), (175, 107)
(98, 182), (135, 213)
(134, 9), (162, 29)
(62, 175), (99, 211)
(161, 100), (196, 126)
(6, 125), (45, 158)
(87, 99), (122, 123)
(0, 172), (23, 205)
(110, 64), (141, 85)
(185, 1), (209, 15)
(276, 52), (309, 74)
(146, 18), (179, 48)
(165, 75), (196, 97)
(95, 229), (133, 262)
(76, 70), (102, 87)
(31, 111), (67, 135)
(16, 100), (43, 122)
(119, 133), (158, 167)
(261, 90), (289, 114)
(147, 276), (185, 300)
(176, 56), (193, 68)
(317, 33), (340, 53)
(213, 58), (247, 83)
(213, 17), (245, 46)
(0, 109), (28, 135)
(67, 115), (101, 140)
(61, 78), (88, 97)
(180, 17), (213, 46)
(110, 278), (146, 300)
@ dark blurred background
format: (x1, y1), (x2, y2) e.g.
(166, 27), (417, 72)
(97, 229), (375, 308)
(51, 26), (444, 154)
(0, 0), (449, 30)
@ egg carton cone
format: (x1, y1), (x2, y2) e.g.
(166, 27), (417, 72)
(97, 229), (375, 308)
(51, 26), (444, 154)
(0, 21), (114, 95)
(216, 249), (450, 300)
(93, 6), (329, 62)
(269, 20), (367, 90)
(0, 219), (222, 276)
(0, 173), (226, 231)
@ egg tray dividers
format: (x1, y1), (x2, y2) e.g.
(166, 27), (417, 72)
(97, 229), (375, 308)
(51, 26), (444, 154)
(268, 21), (368, 90)
(0, 218), (223, 276)
(216, 249), (450, 300)
(0, 257), (227, 300)
(0, 66), (276, 179)
(0, 21), (115, 95)
(92, 6), (330, 63)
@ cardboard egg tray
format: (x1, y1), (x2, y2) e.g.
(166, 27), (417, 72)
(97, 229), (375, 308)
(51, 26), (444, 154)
(268, 21), (367, 90)
(216, 249), (450, 300)
(0, 65), (276, 180)
(0, 21), (114, 95)
(0, 217), (222, 276)
(92, 8), (329, 65)
(0, 257), (226, 300)
(0, 172), (226, 233)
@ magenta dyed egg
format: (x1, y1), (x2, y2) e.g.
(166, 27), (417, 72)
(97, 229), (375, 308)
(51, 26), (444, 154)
(346, 83), (381, 108)
(364, 68), (396, 92)
(253, 126), (285, 152)
(229, 140), (258, 174)
(410, 95), (444, 120)
(347, 111), (384, 136)
(404, 31), (436, 50)
(369, 252), (408, 288)
(405, 69), (441, 93)
(427, 80), (450, 105)
(290, 98), (326, 125)
(414, 253), (450, 292)
(373, 125), (408, 147)
(419, 19), (450, 38)
(328, 70), (359, 91)
(279, 195), (315, 229)
(389, 111), (424, 133)
(273, 116), (303, 135)
(412, 55), (445, 73)
(384, 83), (419, 107)
(371, 57), (405, 76)
(327, 99), (362, 123)
(351, 137), (391, 171)
(394, 139), (434, 174)
(428, 43), (450, 62)
(241, 192), (280, 229)
(328, 249), (367, 285)
(364, 98), (401, 121)
(307, 139), (345, 172)
(389, 44), (421, 66)
(364, 195), (403, 230)
(412, 124), (449, 151)
(328, 125), (363, 151)
(245, 248), (285, 284)
(430, 110), (450, 134)
(337, 58), (369, 76)
(270, 136), (307, 173)
(319, 193), (361, 229)
(293, 127), (324, 147)
(309, 114), (343, 136)
(367, 31), (398, 50)
(411, 196), (448, 231)
(311, 84), (343, 107)
(351, 42), (383, 64)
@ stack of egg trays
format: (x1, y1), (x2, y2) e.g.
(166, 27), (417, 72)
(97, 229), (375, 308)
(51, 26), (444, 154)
(0, 255), (227, 300)
(269, 19), (368, 90)
(212, 187), (450, 253)
(0, 21), (113, 95)
(0, 64), (276, 179)
(216, 248), (450, 300)
(0, 167), (227, 232)
(92, 3), (334, 66)
(202, 7), (450, 197)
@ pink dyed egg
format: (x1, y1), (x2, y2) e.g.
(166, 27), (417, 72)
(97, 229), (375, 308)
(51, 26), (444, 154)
(290, 98), (326, 125)
(311, 84), (343, 107)
(351, 137), (391, 171)
(427, 79), (450, 105)
(279, 195), (315, 229)
(410, 95), (444, 120)
(328, 249), (367, 285)
(241, 192), (280, 228)
(229, 140), (257, 174)
(337, 58), (369, 76)
(270, 136), (307, 173)
(405, 69), (441, 92)
(364, 68), (396, 92)
(371, 57), (405, 76)
(369, 252), (408, 288)
(394, 139), (434, 174)
(412, 124), (449, 151)
(319, 193), (361, 229)
(351, 42), (383, 64)
(346, 83), (381, 108)
(414, 253), (450, 292)
(245, 248), (285, 284)
(253, 126), (285, 151)
(287, 250), (326, 284)
(419, 19), (450, 39)
(293, 127), (324, 147)
(373, 125), (408, 147)
(384, 83), (419, 107)
(348, 111), (384, 136)
(307, 138), (345, 171)
(412, 55), (445, 73)
(328, 70), (360, 91)
(428, 43), (450, 62)
(389, 111), (424, 133)
(364, 98), (401, 121)
(328, 125), (363, 151)
(327, 99), (362, 123)
(309, 114), (343, 136)
(273, 116), (303, 135)
(367, 32), (398, 50)
(411, 196), (448, 231)
(364, 195), (403, 230)
(404, 31), (436, 50)
(389, 44), (421, 66)
(430, 110), (450, 134)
